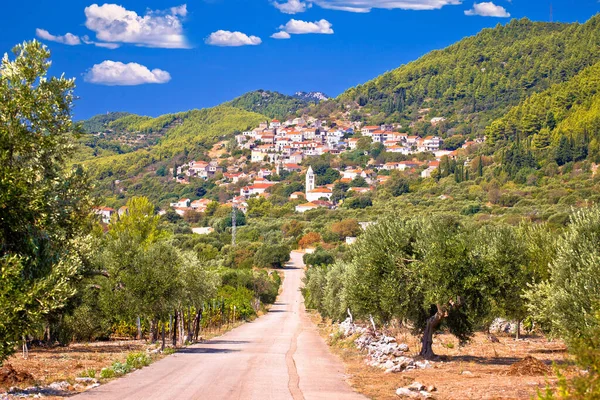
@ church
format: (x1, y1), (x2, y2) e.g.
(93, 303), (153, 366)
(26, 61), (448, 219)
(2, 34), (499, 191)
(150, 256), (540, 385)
(305, 166), (333, 202)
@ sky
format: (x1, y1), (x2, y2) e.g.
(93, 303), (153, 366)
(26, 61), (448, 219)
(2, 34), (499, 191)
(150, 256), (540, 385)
(1, 0), (598, 120)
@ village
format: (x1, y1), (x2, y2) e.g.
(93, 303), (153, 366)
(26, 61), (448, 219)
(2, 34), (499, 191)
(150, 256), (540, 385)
(95, 116), (482, 224)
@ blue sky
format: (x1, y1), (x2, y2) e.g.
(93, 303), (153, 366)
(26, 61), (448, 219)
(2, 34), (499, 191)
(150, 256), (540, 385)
(1, 0), (598, 120)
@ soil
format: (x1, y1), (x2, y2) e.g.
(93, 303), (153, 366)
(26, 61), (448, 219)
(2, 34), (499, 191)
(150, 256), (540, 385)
(506, 356), (552, 376)
(0, 340), (153, 392)
(314, 315), (573, 400)
(0, 364), (33, 386)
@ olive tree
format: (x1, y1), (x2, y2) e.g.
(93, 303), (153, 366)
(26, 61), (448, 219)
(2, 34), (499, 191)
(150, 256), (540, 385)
(0, 41), (91, 364)
(343, 216), (499, 359)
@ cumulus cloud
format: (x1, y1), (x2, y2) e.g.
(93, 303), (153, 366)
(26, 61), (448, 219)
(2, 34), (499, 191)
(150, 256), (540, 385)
(279, 19), (334, 35)
(273, 0), (312, 14)
(205, 30), (262, 46)
(84, 61), (171, 86)
(36, 29), (81, 45)
(84, 3), (190, 49)
(271, 31), (292, 39)
(465, 2), (510, 17)
(308, 0), (461, 12)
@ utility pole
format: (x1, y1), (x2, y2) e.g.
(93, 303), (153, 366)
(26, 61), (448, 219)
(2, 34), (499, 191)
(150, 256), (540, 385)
(231, 203), (237, 247)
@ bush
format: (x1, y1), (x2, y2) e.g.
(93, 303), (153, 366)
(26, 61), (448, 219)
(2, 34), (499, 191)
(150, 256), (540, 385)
(126, 352), (151, 369)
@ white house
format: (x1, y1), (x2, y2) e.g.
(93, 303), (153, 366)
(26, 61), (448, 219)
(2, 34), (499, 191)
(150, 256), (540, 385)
(170, 198), (191, 208)
(94, 207), (115, 224)
(295, 202), (320, 213)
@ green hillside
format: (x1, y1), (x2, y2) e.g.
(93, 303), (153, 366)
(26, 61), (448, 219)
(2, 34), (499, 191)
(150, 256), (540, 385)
(487, 60), (600, 162)
(226, 90), (313, 120)
(81, 112), (133, 133)
(334, 16), (600, 133)
(79, 105), (266, 180)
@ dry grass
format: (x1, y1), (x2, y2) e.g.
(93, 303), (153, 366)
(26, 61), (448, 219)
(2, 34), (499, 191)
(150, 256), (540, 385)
(1, 340), (156, 392)
(312, 314), (573, 400)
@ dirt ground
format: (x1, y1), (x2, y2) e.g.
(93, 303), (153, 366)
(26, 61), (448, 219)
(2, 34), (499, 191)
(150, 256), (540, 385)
(316, 317), (572, 400)
(0, 340), (155, 392)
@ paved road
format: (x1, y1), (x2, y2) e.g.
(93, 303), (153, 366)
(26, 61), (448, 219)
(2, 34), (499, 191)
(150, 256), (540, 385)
(75, 251), (366, 400)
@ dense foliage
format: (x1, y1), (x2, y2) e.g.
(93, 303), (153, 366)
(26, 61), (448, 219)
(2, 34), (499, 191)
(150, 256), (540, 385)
(226, 89), (313, 120)
(330, 16), (600, 134)
(0, 41), (92, 363)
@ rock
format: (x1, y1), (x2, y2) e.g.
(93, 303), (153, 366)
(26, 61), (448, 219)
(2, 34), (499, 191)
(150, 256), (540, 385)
(419, 390), (433, 398)
(75, 377), (99, 384)
(398, 343), (409, 352)
(415, 360), (432, 369)
(396, 387), (420, 398)
(489, 318), (518, 334)
(408, 382), (426, 392)
(48, 381), (71, 391)
(427, 385), (437, 392)
(461, 370), (473, 375)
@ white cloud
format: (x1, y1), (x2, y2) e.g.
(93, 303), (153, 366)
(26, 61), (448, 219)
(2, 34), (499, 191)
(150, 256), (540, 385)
(308, 0), (462, 12)
(206, 30), (262, 47)
(465, 2), (510, 17)
(273, 0), (312, 14)
(82, 36), (121, 49)
(36, 29), (81, 45)
(279, 19), (334, 34)
(84, 3), (190, 49)
(271, 31), (292, 39)
(84, 61), (171, 86)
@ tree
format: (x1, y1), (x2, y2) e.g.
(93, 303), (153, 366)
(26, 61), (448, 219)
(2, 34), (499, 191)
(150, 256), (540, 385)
(330, 219), (361, 240)
(526, 206), (600, 345)
(386, 171), (410, 196)
(342, 216), (498, 359)
(0, 41), (91, 364)
(303, 246), (335, 267)
(254, 243), (290, 269)
(298, 232), (323, 249)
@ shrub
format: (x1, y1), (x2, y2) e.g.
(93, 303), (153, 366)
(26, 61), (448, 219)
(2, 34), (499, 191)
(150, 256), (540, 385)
(126, 352), (151, 369)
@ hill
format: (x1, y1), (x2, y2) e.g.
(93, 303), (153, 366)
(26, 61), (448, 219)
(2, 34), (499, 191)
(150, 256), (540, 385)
(77, 105), (266, 183)
(81, 112), (133, 133)
(227, 90), (315, 120)
(331, 16), (600, 134)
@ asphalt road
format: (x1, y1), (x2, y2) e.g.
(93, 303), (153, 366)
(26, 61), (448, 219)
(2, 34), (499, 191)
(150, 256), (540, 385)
(75, 251), (366, 400)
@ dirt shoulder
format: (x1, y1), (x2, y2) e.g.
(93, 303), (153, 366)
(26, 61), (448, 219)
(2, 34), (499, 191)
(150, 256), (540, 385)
(311, 314), (572, 400)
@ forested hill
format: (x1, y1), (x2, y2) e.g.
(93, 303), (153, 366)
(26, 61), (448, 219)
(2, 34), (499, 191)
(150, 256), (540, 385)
(486, 60), (600, 164)
(226, 90), (318, 120)
(76, 106), (266, 181)
(81, 112), (133, 133)
(333, 15), (600, 133)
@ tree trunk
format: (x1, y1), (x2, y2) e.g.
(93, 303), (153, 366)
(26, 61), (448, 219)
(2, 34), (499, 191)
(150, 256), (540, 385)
(419, 298), (463, 360)
(136, 316), (142, 340)
(515, 320), (521, 340)
(178, 310), (184, 345)
(194, 310), (202, 341)
(172, 312), (178, 347)
(419, 306), (444, 360)
(161, 323), (166, 351)
(187, 307), (193, 343)
(149, 320), (155, 343)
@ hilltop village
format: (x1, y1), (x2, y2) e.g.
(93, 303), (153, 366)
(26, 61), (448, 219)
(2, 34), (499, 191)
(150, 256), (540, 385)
(95, 115), (482, 223)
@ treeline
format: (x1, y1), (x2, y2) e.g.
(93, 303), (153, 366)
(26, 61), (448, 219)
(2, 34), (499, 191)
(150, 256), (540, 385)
(52, 197), (281, 348)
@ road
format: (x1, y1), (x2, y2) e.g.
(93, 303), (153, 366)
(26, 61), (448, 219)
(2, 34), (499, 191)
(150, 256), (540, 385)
(75, 251), (366, 400)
